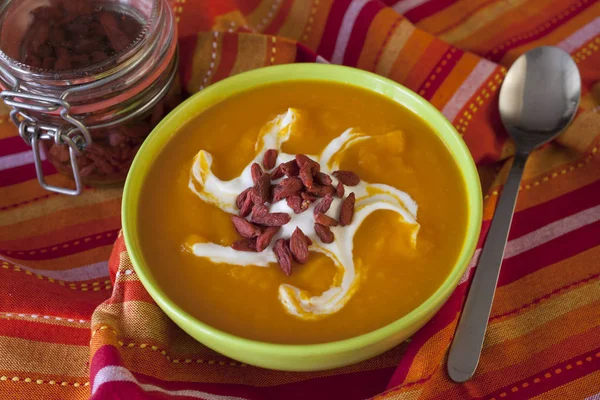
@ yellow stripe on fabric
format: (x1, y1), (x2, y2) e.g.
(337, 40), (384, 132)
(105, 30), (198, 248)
(0, 378), (89, 399)
(531, 370), (600, 400)
(354, 8), (402, 72)
(229, 34), (268, 77)
(187, 32), (223, 93)
(0, 337), (89, 377)
(485, 280), (600, 348)
(501, 2), (600, 64)
(429, 52), (480, 110)
(0, 188), (122, 228)
(374, 19), (415, 77)
(277, 0), (312, 40)
(439, 0), (532, 44)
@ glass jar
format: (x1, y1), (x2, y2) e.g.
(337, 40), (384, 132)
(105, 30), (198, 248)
(0, 0), (180, 195)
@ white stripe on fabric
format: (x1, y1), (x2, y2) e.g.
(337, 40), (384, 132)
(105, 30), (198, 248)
(392, 0), (432, 14)
(441, 59), (496, 122)
(585, 393), (600, 400)
(459, 203), (600, 284)
(0, 257), (109, 281)
(92, 366), (249, 400)
(557, 17), (600, 53)
(330, 0), (371, 64)
(0, 150), (45, 171)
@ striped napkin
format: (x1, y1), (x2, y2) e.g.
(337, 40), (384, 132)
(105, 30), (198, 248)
(1, 1), (599, 399)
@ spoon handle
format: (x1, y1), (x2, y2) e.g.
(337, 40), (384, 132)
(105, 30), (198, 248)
(447, 152), (528, 383)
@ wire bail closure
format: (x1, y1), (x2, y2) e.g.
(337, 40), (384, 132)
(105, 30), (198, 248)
(0, 66), (92, 196)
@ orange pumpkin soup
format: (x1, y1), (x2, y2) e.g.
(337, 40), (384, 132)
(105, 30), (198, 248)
(138, 81), (468, 344)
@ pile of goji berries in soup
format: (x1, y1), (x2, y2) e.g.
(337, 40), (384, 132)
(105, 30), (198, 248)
(20, 1), (142, 70)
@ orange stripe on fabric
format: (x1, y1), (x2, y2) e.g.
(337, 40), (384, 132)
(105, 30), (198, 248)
(209, 33), (238, 85)
(230, 34), (268, 76)
(263, 0), (293, 35)
(0, 197), (121, 240)
(0, 336), (89, 376)
(237, 0), (263, 15)
(484, 148), (600, 219)
(428, 52), (480, 110)
(453, 0), (567, 54)
(374, 19), (415, 77)
(355, 8), (401, 72)
(491, 246), (600, 318)
(401, 37), (449, 93)
(500, 1), (600, 64)
(531, 370), (600, 400)
(246, 0), (283, 32)
(277, 0), (313, 40)
(0, 175), (78, 210)
(387, 28), (434, 86)
(187, 32), (222, 93)
(0, 216), (120, 249)
(300, 0), (334, 51)
(0, 120), (15, 139)
(0, 378), (89, 400)
(416, 0), (499, 35)
(438, 0), (534, 44)
(426, 325), (600, 399)
(3, 246), (113, 271)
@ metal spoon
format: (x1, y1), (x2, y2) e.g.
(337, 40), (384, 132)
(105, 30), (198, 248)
(447, 46), (581, 383)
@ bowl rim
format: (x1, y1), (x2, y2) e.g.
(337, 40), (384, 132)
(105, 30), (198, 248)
(122, 63), (482, 356)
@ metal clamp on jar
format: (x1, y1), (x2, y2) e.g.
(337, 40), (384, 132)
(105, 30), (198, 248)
(0, 0), (180, 195)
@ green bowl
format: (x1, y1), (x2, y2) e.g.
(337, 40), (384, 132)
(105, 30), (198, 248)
(122, 64), (482, 371)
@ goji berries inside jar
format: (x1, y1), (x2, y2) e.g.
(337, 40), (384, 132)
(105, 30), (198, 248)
(0, 0), (179, 194)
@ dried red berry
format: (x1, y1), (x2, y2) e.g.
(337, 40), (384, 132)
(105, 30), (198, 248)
(236, 188), (252, 209)
(333, 170), (360, 186)
(315, 224), (334, 244)
(273, 177), (303, 202)
(239, 195), (254, 217)
(251, 163), (263, 184)
(254, 173), (271, 204)
(231, 216), (261, 238)
(256, 227), (280, 252)
(339, 192), (356, 226)
(263, 149), (278, 170)
(301, 192), (318, 202)
(299, 163), (314, 189)
(314, 212), (339, 227)
(273, 239), (293, 276)
(307, 184), (335, 197)
(290, 227), (311, 264)
(296, 154), (320, 174)
(286, 195), (310, 214)
(314, 194), (334, 215)
(336, 181), (345, 198)
(270, 164), (284, 180)
(281, 160), (300, 177)
(251, 207), (291, 227)
(315, 172), (333, 186)
(232, 238), (258, 252)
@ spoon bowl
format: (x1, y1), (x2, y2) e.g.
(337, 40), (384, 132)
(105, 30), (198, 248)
(499, 46), (581, 152)
(447, 46), (581, 383)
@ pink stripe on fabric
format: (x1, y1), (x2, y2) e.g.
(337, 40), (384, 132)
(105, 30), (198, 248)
(0, 257), (109, 281)
(441, 59), (497, 122)
(330, 0), (371, 64)
(557, 17), (600, 53)
(92, 366), (249, 400)
(0, 149), (45, 171)
(459, 203), (600, 284)
(392, 0), (432, 14)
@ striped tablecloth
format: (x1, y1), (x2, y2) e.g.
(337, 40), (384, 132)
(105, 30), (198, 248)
(1, 1), (599, 399)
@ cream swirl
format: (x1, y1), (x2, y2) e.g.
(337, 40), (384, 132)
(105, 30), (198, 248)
(187, 109), (420, 320)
